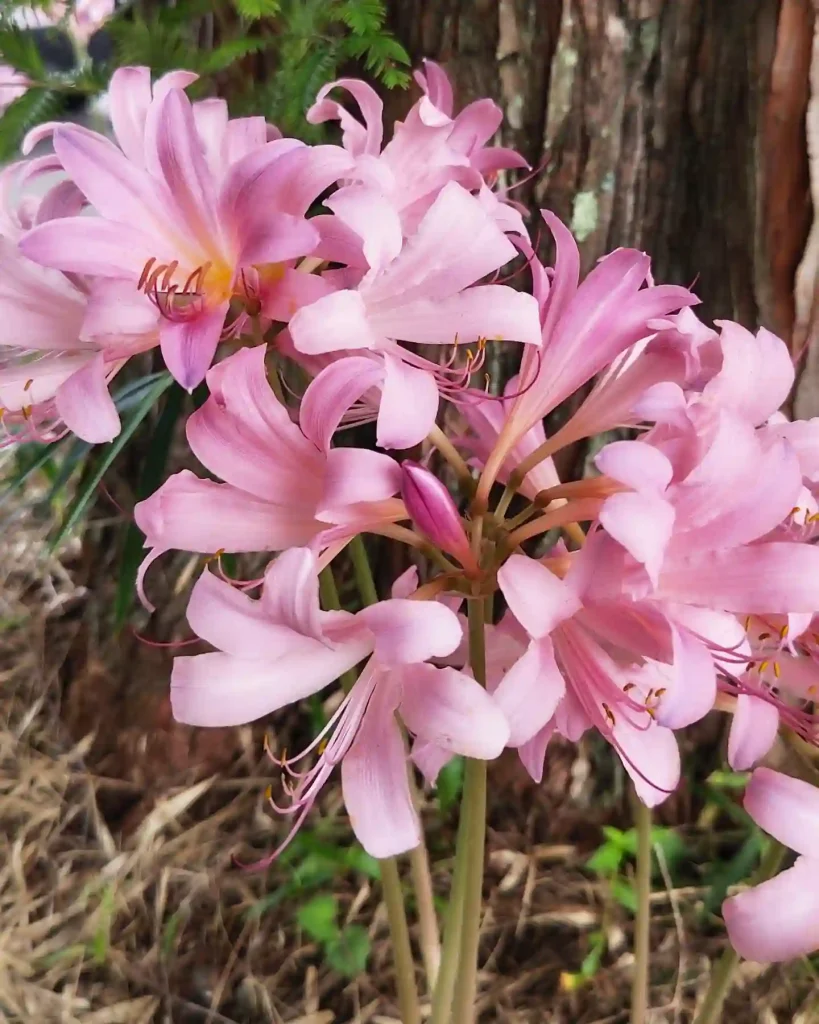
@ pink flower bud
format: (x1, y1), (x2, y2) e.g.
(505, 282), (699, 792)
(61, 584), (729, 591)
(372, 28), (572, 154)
(400, 461), (478, 572)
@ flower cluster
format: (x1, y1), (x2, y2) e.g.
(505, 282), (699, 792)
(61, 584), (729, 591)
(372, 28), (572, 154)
(5, 62), (819, 966)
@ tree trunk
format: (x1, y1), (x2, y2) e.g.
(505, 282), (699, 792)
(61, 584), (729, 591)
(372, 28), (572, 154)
(386, 0), (817, 411)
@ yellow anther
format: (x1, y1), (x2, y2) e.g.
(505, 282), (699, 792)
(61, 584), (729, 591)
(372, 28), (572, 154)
(773, 662), (781, 679)
(744, 616), (752, 631)
(465, 348), (475, 363)
(318, 737), (329, 756)
(808, 685), (817, 696)
(23, 378), (33, 392)
(759, 660), (770, 675)
(264, 785), (273, 800)
(810, 513), (819, 523)
(602, 702), (616, 726)
(779, 624), (789, 640)
(22, 405), (32, 419)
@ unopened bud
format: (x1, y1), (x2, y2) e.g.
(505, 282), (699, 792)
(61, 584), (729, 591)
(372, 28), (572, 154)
(400, 461), (479, 573)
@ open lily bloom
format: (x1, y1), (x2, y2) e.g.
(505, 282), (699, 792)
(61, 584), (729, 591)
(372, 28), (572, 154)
(724, 768), (819, 961)
(172, 548), (509, 858)
(0, 159), (159, 445)
(289, 181), (542, 448)
(134, 345), (404, 607)
(308, 66), (528, 234)
(20, 67), (350, 390)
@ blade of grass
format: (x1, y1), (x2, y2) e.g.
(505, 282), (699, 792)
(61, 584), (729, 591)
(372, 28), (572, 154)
(114, 383), (184, 625)
(49, 373), (173, 551)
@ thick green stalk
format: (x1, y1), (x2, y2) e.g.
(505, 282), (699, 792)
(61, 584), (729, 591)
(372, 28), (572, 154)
(448, 597), (489, 1023)
(318, 565), (357, 692)
(631, 793), (653, 1024)
(409, 833), (441, 993)
(349, 534), (379, 607)
(693, 839), (787, 1024)
(379, 857), (421, 1024)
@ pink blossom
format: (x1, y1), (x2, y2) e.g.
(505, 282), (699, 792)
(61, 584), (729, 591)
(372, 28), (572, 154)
(0, 159), (158, 445)
(400, 461), (478, 573)
(172, 548), (509, 857)
(307, 69), (527, 233)
(134, 346), (404, 607)
(20, 67), (349, 390)
(724, 768), (819, 961)
(289, 181), (542, 448)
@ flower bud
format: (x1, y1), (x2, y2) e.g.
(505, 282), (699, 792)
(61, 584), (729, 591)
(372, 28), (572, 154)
(400, 461), (479, 573)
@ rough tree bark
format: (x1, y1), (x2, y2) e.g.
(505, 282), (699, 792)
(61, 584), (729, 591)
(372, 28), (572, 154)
(386, 0), (817, 416)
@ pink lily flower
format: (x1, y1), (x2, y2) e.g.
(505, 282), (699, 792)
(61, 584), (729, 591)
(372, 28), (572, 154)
(289, 181), (542, 448)
(307, 68), (527, 233)
(724, 768), (819, 961)
(134, 346), (404, 607)
(172, 548), (509, 857)
(0, 159), (158, 445)
(475, 213), (698, 503)
(20, 68), (350, 390)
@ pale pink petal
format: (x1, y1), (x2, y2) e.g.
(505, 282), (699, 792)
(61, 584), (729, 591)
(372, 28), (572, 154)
(448, 98), (503, 154)
(651, 628), (716, 729)
(226, 116), (269, 162)
(308, 79), (384, 156)
(743, 767), (819, 855)
(492, 638), (565, 746)
(300, 355), (383, 451)
(704, 321), (794, 426)
(391, 566), (419, 600)
(326, 185), (402, 271)
(727, 694), (780, 770)
(764, 417), (819, 483)
(19, 217), (159, 277)
(376, 355), (439, 449)
(134, 470), (322, 555)
(660, 542), (819, 614)
(159, 303), (228, 390)
(192, 98), (229, 177)
(259, 548), (327, 641)
(411, 739), (453, 786)
(236, 211), (319, 268)
(356, 598), (463, 665)
(342, 685), (421, 857)
(518, 722), (556, 783)
(599, 491), (675, 583)
(0, 353), (89, 410)
(497, 554), (582, 639)
(399, 664), (510, 758)
(289, 290), (381, 354)
(81, 279), (158, 341)
(54, 353), (119, 443)
(723, 856), (819, 962)
(595, 439), (673, 493)
(171, 649), (345, 727)
(319, 447), (402, 516)
(261, 266), (337, 323)
(613, 718), (680, 807)
(107, 66), (152, 162)
(370, 284), (542, 346)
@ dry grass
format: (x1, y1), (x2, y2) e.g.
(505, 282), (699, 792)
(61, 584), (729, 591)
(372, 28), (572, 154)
(1, 502), (818, 1023)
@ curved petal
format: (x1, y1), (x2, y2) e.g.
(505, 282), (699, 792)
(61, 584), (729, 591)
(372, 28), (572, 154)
(54, 352), (120, 443)
(289, 289), (381, 354)
(723, 856), (819, 962)
(342, 686), (421, 857)
(727, 694), (780, 771)
(320, 447), (402, 516)
(356, 598), (463, 665)
(172, 650), (340, 726)
(497, 554), (581, 639)
(399, 664), (509, 758)
(613, 718), (680, 807)
(650, 628), (716, 729)
(411, 739), (453, 786)
(743, 767), (819, 855)
(595, 439), (673, 493)
(704, 321), (794, 426)
(159, 303), (228, 391)
(376, 355), (439, 450)
(326, 185), (402, 272)
(599, 491), (675, 584)
(300, 355), (384, 451)
(19, 216), (159, 277)
(236, 211), (319, 268)
(660, 542), (819, 614)
(259, 548), (325, 641)
(107, 66), (153, 162)
(492, 638), (565, 746)
(518, 722), (556, 783)
(307, 78), (384, 156)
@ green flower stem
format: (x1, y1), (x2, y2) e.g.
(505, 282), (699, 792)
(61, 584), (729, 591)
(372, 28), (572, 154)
(631, 792), (653, 1024)
(379, 857), (421, 1024)
(317, 565), (357, 692)
(349, 534), (379, 607)
(448, 596), (489, 1023)
(408, 819), (441, 992)
(692, 839), (787, 1024)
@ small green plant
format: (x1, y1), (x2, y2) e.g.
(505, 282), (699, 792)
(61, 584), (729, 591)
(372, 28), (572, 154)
(586, 824), (687, 914)
(297, 893), (371, 977)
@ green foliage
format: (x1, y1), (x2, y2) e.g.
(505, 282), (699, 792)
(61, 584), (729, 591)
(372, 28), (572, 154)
(586, 824), (688, 916)
(0, 87), (61, 160)
(0, 20), (45, 77)
(297, 894), (371, 977)
(233, 0), (282, 17)
(436, 756), (465, 812)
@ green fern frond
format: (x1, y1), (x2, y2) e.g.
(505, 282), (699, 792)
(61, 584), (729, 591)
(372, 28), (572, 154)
(334, 0), (385, 36)
(233, 0), (282, 18)
(0, 21), (46, 78)
(0, 87), (61, 160)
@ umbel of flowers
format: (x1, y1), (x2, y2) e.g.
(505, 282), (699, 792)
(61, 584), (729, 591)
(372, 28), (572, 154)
(4, 61), (819, 1021)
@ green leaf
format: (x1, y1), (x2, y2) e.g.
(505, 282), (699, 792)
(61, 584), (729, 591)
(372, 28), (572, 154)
(199, 36), (269, 74)
(49, 373), (173, 551)
(114, 384), (185, 626)
(436, 756), (465, 811)
(707, 770), (750, 791)
(234, 0), (281, 17)
(90, 884), (116, 965)
(335, 0), (384, 35)
(291, 852), (339, 890)
(702, 831), (763, 915)
(609, 877), (638, 914)
(0, 87), (62, 161)
(297, 894), (340, 943)
(0, 21), (46, 77)
(579, 930), (607, 979)
(343, 845), (380, 879)
(585, 843), (624, 878)
(325, 924), (370, 977)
